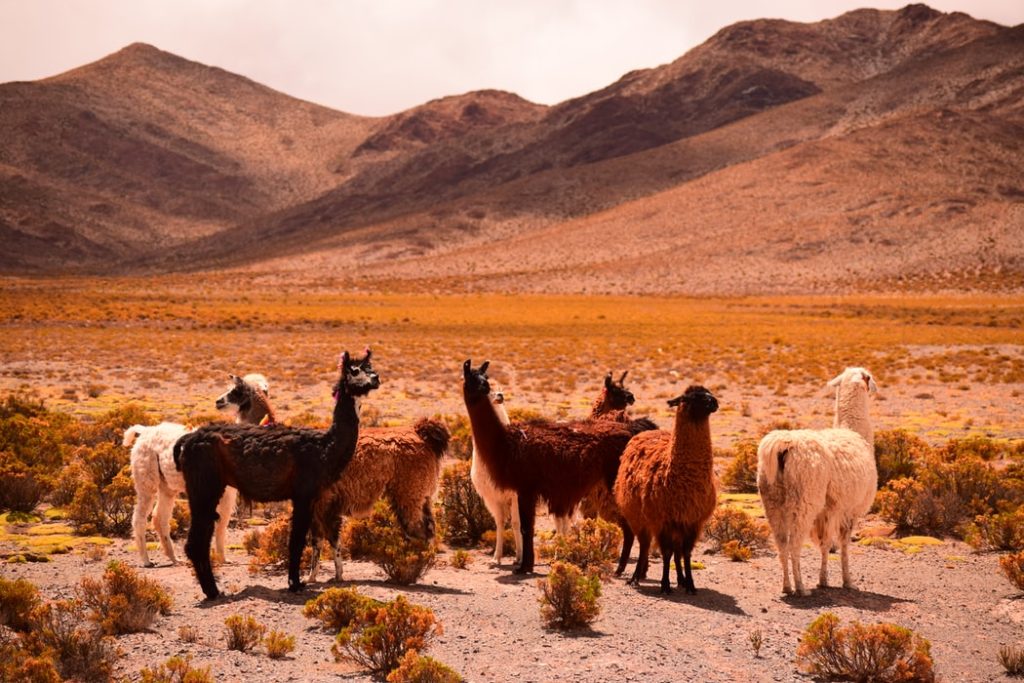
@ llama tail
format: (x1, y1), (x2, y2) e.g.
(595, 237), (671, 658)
(122, 425), (146, 449)
(628, 417), (659, 435)
(756, 431), (793, 487)
(413, 418), (450, 458)
(172, 434), (186, 470)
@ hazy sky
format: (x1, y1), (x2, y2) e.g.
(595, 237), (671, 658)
(2, 1), (1021, 116)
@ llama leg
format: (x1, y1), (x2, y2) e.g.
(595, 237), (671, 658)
(628, 531), (651, 586)
(213, 486), (238, 564)
(615, 521), (634, 577)
(514, 492), (536, 574)
(333, 518), (346, 582)
(184, 505), (220, 600)
(674, 549), (684, 588)
(511, 495), (524, 566)
(132, 487), (156, 567)
(493, 505), (506, 564)
(287, 500), (313, 592)
(840, 522), (856, 589)
(153, 490), (177, 565)
(657, 531), (674, 594)
(681, 526), (699, 594)
(818, 540), (830, 588)
(790, 538), (809, 596)
(308, 532), (322, 584)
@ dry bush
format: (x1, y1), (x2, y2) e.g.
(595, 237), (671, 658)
(303, 587), (383, 633)
(437, 460), (494, 547)
(224, 614), (266, 652)
(168, 499), (191, 539)
(964, 510), (1024, 552)
(66, 443), (135, 536)
(874, 429), (933, 487)
(386, 650), (463, 683)
(0, 625), (61, 683)
(539, 561), (602, 631)
(0, 451), (53, 512)
(139, 655), (215, 683)
(242, 528), (262, 556)
(78, 404), (156, 447)
(796, 612), (934, 683)
(720, 440), (759, 493)
(344, 500), (436, 585)
(247, 512), (314, 574)
(723, 540), (753, 562)
(178, 624), (199, 643)
(0, 576), (41, 631)
(1000, 552), (1024, 592)
(704, 507), (771, 555)
(24, 599), (119, 683)
(49, 460), (85, 507)
(264, 629), (296, 659)
(332, 595), (443, 680)
(449, 549), (472, 569)
(540, 518), (622, 581)
(440, 414), (472, 460)
(939, 435), (1015, 462)
(78, 559), (172, 635)
(480, 528), (515, 555)
(999, 644), (1024, 676)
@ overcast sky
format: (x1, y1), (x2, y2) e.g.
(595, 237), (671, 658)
(2, 1), (1021, 116)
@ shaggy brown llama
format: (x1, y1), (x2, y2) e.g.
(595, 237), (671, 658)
(614, 385), (718, 594)
(462, 360), (654, 574)
(307, 417), (449, 582)
(174, 350), (379, 599)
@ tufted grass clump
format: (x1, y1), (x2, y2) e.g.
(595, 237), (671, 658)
(723, 539), (753, 562)
(77, 559), (172, 635)
(138, 655), (215, 683)
(224, 614), (267, 652)
(449, 549), (472, 569)
(704, 506), (771, 555)
(538, 561), (602, 631)
(332, 595), (443, 680)
(386, 650), (463, 683)
(1000, 551), (1024, 592)
(0, 576), (41, 632)
(345, 500), (437, 585)
(304, 587), (383, 633)
(436, 461), (494, 547)
(264, 629), (296, 659)
(796, 612), (934, 682)
(540, 518), (622, 581)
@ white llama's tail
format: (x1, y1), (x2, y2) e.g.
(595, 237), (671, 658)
(122, 425), (146, 448)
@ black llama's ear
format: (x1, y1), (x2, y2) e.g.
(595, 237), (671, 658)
(340, 350), (351, 369)
(620, 370), (628, 384)
(667, 394), (685, 407)
(605, 372), (613, 388)
(364, 347), (372, 362)
(479, 361), (490, 375)
(463, 359), (472, 377)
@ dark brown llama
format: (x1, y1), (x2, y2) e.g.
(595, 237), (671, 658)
(174, 350), (380, 599)
(462, 360), (654, 574)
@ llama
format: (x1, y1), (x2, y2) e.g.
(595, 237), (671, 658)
(462, 360), (654, 574)
(124, 373), (273, 567)
(614, 385), (719, 594)
(757, 367), (878, 596)
(306, 417), (450, 582)
(470, 386), (523, 565)
(174, 350), (379, 599)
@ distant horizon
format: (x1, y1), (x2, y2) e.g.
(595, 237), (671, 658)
(2, 0), (1022, 117)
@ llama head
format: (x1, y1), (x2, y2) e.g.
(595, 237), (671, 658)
(667, 385), (718, 419)
(334, 348), (380, 398)
(216, 374), (257, 413)
(490, 383), (505, 405)
(462, 359), (491, 402)
(603, 370), (635, 409)
(827, 367), (878, 396)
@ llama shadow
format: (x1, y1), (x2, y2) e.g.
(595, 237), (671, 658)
(195, 584), (312, 608)
(632, 585), (747, 616)
(553, 627), (609, 640)
(494, 571), (541, 585)
(780, 586), (912, 612)
(348, 578), (471, 596)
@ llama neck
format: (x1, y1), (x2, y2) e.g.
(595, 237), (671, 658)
(240, 390), (277, 425)
(668, 411), (714, 478)
(834, 389), (873, 448)
(465, 390), (509, 472)
(494, 402), (510, 427)
(324, 389), (360, 478)
(590, 391), (613, 418)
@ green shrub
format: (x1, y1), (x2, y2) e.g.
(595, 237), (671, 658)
(0, 576), (41, 632)
(964, 510), (1024, 552)
(345, 500), (436, 585)
(704, 507), (771, 555)
(332, 595), (443, 680)
(386, 650), (463, 683)
(796, 612), (934, 682)
(264, 629), (296, 659)
(224, 615), (266, 652)
(304, 588), (382, 633)
(78, 560), (172, 635)
(720, 440), (759, 493)
(139, 655), (215, 683)
(24, 599), (119, 683)
(1000, 551), (1024, 592)
(539, 518), (622, 581)
(539, 561), (601, 631)
(874, 429), (933, 487)
(436, 461), (494, 547)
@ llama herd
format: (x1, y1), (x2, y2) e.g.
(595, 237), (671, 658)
(125, 350), (879, 602)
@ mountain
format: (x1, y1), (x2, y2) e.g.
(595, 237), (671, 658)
(1, 5), (1021, 293)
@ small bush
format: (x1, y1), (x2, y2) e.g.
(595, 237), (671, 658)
(65, 443), (136, 536)
(333, 595), (443, 680)
(247, 512), (314, 574)
(539, 561), (601, 631)
(749, 628), (763, 658)
(940, 435), (1014, 462)
(796, 612), (934, 683)
(224, 614), (266, 652)
(436, 461), (494, 547)
(264, 629), (296, 659)
(387, 650), (463, 683)
(49, 461), (85, 507)
(0, 576), (41, 631)
(1000, 551), (1024, 592)
(999, 644), (1024, 676)
(139, 655), (215, 683)
(721, 440), (759, 493)
(449, 549), (472, 569)
(304, 587), (383, 633)
(178, 624), (199, 643)
(242, 528), (262, 555)
(540, 518), (622, 581)
(24, 599), (119, 682)
(0, 628), (61, 683)
(723, 540), (753, 562)
(78, 559), (172, 635)
(704, 507), (771, 555)
(480, 528), (515, 555)
(965, 510), (1024, 552)
(0, 451), (53, 512)
(874, 429), (933, 487)
(345, 500), (436, 585)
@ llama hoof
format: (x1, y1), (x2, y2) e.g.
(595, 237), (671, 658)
(142, 561), (155, 569)
(288, 581), (307, 593)
(685, 586), (697, 596)
(202, 590), (221, 602)
(818, 581), (829, 589)
(797, 588), (812, 597)
(512, 564), (533, 575)
(659, 584), (673, 595)
(842, 581), (857, 590)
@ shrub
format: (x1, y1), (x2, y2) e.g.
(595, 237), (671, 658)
(539, 561), (601, 631)
(65, 443), (136, 536)
(332, 595), (443, 680)
(78, 559), (172, 635)
(49, 460), (85, 507)
(796, 612), (934, 683)
(999, 644), (1024, 676)
(224, 614), (266, 652)
(723, 540), (753, 562)
(79, 404), (155, 447)
(450, 549), (472, 569)
(720, 439), (759, 493)
(874, 429), (932, 487)
(440, 414), (472, 460)
(24, 599), (119, 682)
(345, 500), (436, 585)
(0, 627), (61, 683)
(264, 629), (296, 659)
(540, 518), (622, 581)
(480, 528), (515, 555)
(304, 587), (383, 633)
(1000, 551), (1024, 592)
(0, 576), (41, 631)
(386, 650), (463, 683)
(247, 512), (314, 574)
(436, 461), (494, 547)
(178, 624), (199, 643)
(964, 510), (1024, 552)
(139, 655), (215, 683)
(0, 451), (53, 512)
(0, 402), (71, 473)
(704, 507), (771, 555)
(940, 435), (1014, 462)
(749, 628), (764, 658)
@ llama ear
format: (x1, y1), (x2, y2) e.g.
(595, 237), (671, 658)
(667, 394), (684, 407)
(364, 347), (372, 361)
(605, 373), (613, 388)
(620, 370), (628, 384)
(340, 351), (351, 369)
(866, 375), (878, 394)
(826, 372), (844, 388)
(479, 361), (490, 375)
(463, 359), (472, 377)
